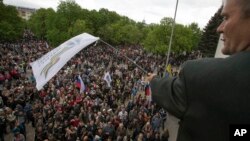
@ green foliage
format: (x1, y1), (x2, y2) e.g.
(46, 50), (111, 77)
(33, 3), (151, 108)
(57, 0), (82, 27)
(93, 8), (121, 36)
(104, 18), (143, 45)
(0, 3), (24, 41)
(28, 8), (56, 39)
(198, 7), (223, 57)
(46, 28), (62, 46)
(143, 24), (168, 54)
(173, 24), (201, 53)
(27, 0), (202, 52)
(28, 0), (93, 46)
(143, 18), (202, 55)
(68, 19), (92, 36)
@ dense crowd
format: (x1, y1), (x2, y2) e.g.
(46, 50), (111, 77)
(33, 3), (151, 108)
(0, 30), (202, 141)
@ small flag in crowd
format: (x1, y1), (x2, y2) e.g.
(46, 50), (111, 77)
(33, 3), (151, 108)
(75, 75), (85, 94)
(165, 64), (172, 77)
(45, 41), (49, 48)
(103, 71), (112, 87)
(145, 83), (152, 101)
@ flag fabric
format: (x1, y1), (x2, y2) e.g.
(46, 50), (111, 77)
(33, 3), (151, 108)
(145, 83), (151, 96)
(75, 78), (81, 88)
(103, 71), (112, 87)
(165, 64), (172, 77)
(145, 83), (152, 101)
(75, 75), (85, 94)
(30, 33), (99, 90)
(45, 41), (49, 48)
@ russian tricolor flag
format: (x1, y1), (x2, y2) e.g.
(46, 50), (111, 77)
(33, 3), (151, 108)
(76, 75), (85, 94)
(145, 83), (152, 102)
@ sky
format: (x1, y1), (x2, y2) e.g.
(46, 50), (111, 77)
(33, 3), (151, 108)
(3, 0), (222, 29)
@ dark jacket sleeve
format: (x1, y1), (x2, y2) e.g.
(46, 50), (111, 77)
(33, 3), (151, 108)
(150, 70), (187, 119)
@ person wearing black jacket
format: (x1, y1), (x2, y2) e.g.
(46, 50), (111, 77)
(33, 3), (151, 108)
(146, 0), (250, 140)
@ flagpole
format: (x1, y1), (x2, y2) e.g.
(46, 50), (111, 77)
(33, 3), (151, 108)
(100, 39), (148, 74)
(164, 0), (179, 76)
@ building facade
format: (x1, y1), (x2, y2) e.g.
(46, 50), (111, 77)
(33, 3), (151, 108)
(16, 6), (36, 20)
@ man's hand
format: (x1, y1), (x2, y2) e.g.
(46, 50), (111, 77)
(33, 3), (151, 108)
(144, 73), (157, 83)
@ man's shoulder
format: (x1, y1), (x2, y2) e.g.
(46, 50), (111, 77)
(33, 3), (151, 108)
(181, 51), (250, 76)
(182, 58), (223, 70)
(178, 57), (227, 79)
(184, 51), (250, 68)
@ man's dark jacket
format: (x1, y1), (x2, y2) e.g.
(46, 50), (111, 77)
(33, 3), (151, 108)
(151, 51), (250, 141)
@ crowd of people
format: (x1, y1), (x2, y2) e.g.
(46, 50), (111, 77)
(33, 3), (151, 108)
(0, 30), (202, 141)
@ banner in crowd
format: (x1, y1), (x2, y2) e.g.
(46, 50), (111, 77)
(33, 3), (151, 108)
(30, 33), (99, 90)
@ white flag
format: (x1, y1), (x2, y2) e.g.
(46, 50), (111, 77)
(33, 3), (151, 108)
(45, 41), (49, 48)
(103, 71), (112, 87)
(30, 33), (99, 90)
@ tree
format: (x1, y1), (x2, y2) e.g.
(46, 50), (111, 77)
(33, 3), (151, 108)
(92, 8), (121, 36)
(198, 7), (223, 57)
(142, 17), (202, 55)
(28, 8), (56, 39)
(106, 18), (142, 45)
(143, 24), (169, 54)
(68, 19), (92, 36)
(57, 0), (82, 28)
(173, 24), (192, 53)
(188, 23), (202, 49)
(172, 23), (202, 53)
(26, 2), (201, 51)
(0, 3), (24, 41)
(28, 0), (94, 46)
